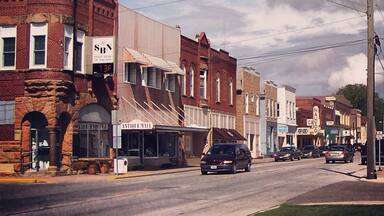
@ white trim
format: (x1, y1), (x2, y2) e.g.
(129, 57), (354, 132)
(189, 66), (194, 97)
(29, 23), (48, 69)
(0, 25), (17, 70)
(63, 25), (73, 71)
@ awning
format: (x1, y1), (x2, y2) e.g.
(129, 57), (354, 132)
(124, 48), (150, 65)
(165, 60), (185, 75)
(123, 48), (184, 75)
(142, 53), (172, 72)
(212, 128), (246, 142)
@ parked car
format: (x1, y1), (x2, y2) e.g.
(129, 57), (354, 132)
(325, 144), (354, 163)
(200, 143), (252, 175)
(273, 146), (302, 162)
(319, 145), (330, 156)
(301, 145), (321, 158)
(361, 141), (384, 165)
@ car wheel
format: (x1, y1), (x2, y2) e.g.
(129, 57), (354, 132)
(344, 160), (348, 163)
(326, 160), (329, 164)
(275, 158), (278, 162)
(245, 162), (251, 172)
(298, 156), (301, 160)
(350, 158), (354, 163)
(290, 156), (294, 161)
(332, 161), (335, 163)
(231, 164), (237, 174)
(201, 170), (208, 175)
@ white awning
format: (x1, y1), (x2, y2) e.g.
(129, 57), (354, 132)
(142, 53), (171, 72)
(165, 60), (185, 76)
(124, 48), (149, 65)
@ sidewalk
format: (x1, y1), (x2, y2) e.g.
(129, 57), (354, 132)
(0, 157), (276, 184)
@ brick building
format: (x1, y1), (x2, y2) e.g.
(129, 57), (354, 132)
(236, 67), (261, 158)
(0, 0), (118, 175)
(180, 33), (244, 161)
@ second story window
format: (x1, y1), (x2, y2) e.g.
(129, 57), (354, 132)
(75, 30), (85, 73)
(189, 66), (194, 97)
(165, 74), (176, 92)
(200, 69), (207, 99)
(1, 26), (16, 69)
(216, 74), (220, 102)
(229, 79), (233, 105)
(63, 25), (73, 70)
(181, 64), (186, 95)
(277, 103), (280, 117)
(256, 97), (259, 115)
(30, 23), (47, 68)
(124, 63), (137, 84)
(245, 94), (249, 114)
(142, 67), (162, 89)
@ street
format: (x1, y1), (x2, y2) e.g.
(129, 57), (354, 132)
(0, 155), (373, 216)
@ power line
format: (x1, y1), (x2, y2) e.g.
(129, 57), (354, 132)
(325, 0), (366, 14)
(133, 0), (188, 10)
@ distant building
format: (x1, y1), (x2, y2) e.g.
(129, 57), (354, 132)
(277, 85), (297, 148)
(236, 67), (261, 158)
(262, 80), (278, 155)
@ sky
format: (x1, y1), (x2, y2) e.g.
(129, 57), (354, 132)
(120, 0), (384, 97)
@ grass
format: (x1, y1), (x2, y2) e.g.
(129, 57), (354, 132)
(253, 204), (384, 216)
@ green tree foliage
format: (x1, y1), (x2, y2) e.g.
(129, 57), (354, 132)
(337, 84), (384, 130)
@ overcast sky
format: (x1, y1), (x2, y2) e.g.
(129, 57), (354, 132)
(121, 0), (384, 97)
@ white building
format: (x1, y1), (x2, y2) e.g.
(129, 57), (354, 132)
(277, 85), (297, 148)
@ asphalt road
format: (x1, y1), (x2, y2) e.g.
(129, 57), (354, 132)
(0, 154), (373, 216)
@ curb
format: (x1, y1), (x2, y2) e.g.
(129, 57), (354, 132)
(111, 167), (200, 180)
(0, 178), (48, 184)
(297, 201), (384, 206)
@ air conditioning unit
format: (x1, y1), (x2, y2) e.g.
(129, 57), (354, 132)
(114, 157), (128, 174)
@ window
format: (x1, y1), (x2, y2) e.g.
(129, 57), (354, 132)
(181, 64), (186, 95)
(229, 79), (233, 105)
(30, 23), (47, 68)
(189, 66), (194, 97)
(75, 30), (85, 73)
(249, 134), (255, 151)
(256, 97), (259, 115)
(63, 25), (73, 70)
(277, 103), (280, 117)
(216, 74), (220, 102)
(200, 69), (207, 98)
(0, 101), (15, 124)
(165, 74), (176, 92)
(245, 94), (249, 114)
(142, 67), (162, 89)
(0, 26), (16, 69)
(158, 133), (176, 157)
(120, 133), (140, 157)
(124, 63), (137, 84)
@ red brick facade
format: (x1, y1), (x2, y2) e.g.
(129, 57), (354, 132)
(0, 0), (117, 174)
(180, 33), (237, 115)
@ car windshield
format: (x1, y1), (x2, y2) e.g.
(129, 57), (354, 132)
(303, 146), (314, 150)
(280, 147), (294, 152)
(207, 145), (235, 156)
(330, 146), (345, 151)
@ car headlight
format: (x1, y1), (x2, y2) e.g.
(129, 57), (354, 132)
(284, 154), (290, 157)
(223, 160), (233, 164)
(200, 161), (207, 164)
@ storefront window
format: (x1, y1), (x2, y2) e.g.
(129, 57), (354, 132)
(144, 133), (157, 157)
(159, 133), (176, 157)
(73, 122), (110, 158)
(121, 132), (140, 157)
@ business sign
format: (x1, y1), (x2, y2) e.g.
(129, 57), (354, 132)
(278, 125), (289, 133)
(376, 131), (383, 140)
(342, 130), (351, 137)
(326, 121), (334, 126)
(121, 121), (153, 130)
(306, 119), (313, 127)
(92, 37), (114, 75)
(76, 123), (109, 131)
(296, 127), (310, 136)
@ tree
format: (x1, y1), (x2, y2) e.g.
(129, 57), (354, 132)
(337, 84), (384, 130)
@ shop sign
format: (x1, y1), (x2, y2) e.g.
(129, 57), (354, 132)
(92, 37), (114, 75)
(306, 119), (313, 127)
(278, 125), (289, 133)
(330, 128), (339, 135)
(343, 130), (351, 137)
(296, 127), (310, 135)
(326, 121), (334, 126)
(77, 123), (109, 130)
(121, 121), (153, 130)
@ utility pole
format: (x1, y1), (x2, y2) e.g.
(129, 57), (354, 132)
(367, 0), (377, 179)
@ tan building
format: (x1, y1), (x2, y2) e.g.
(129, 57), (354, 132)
(236, 67), (261, 158)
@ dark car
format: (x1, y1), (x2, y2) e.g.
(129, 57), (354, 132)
(200, 143), (252, 175)
(361, 141), (384, 165)
(319, 145), (330, 156)
(301, 145), (321, 158)
(274, 146), (302, 162)
(325, 144), (354, 163)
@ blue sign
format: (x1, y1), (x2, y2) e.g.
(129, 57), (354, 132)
(278, 125), (289, 133)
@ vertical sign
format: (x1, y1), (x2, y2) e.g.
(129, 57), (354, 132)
(92, 37), (114, 75)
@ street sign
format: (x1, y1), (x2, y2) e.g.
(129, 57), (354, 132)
(376, 131), (383, 140)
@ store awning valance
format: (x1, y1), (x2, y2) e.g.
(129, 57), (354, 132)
(124, 48), (150, 65)
(123, 48), (184, 75)
(212, 128), (246, 142)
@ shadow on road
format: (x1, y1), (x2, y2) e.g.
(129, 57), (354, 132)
(320, 167), (365, 180)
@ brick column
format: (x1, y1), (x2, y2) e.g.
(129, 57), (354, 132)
(48, 127), (57, 174)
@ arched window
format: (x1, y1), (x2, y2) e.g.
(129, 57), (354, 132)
(181, 64), (186, 95)
(189, 65), (194, 97)
(229, 78), (233, 105)
(216, 73), (220, 102)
